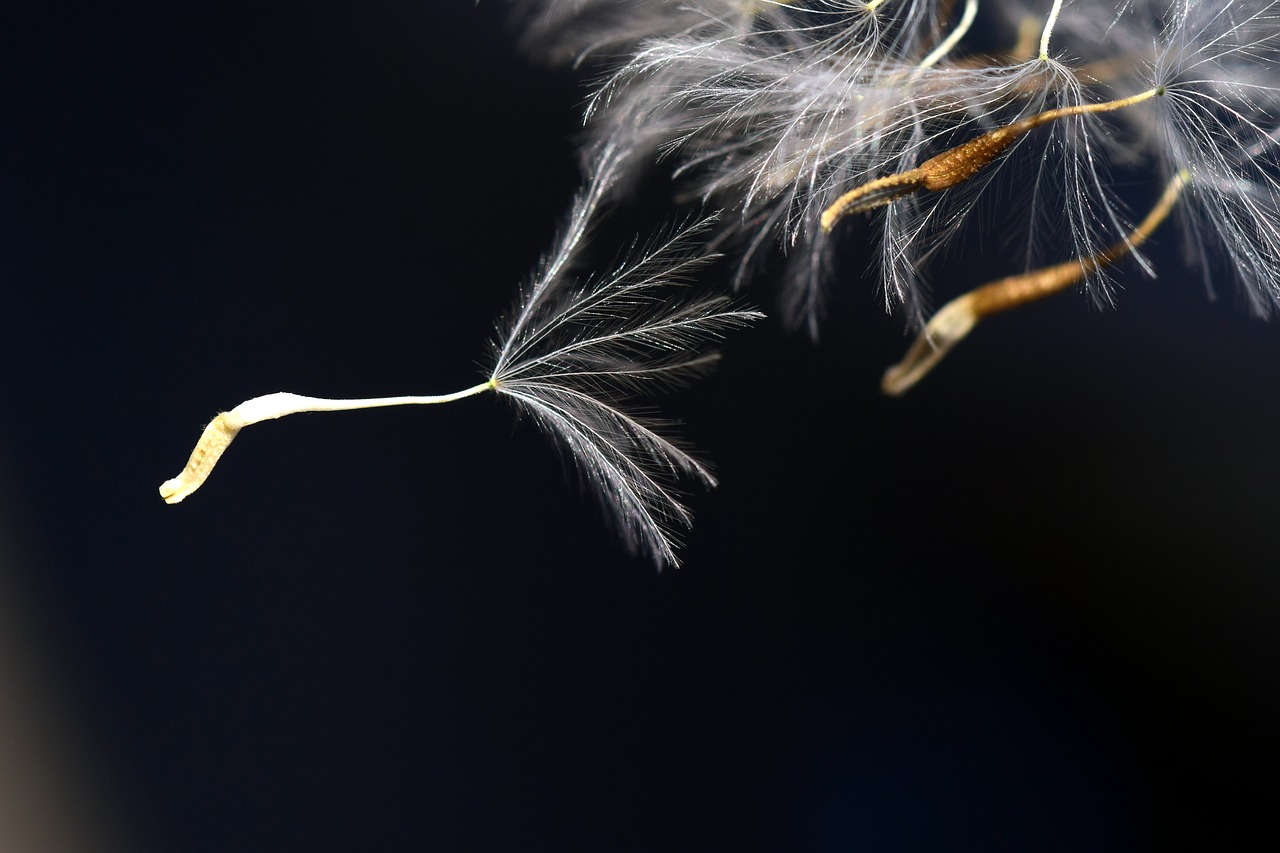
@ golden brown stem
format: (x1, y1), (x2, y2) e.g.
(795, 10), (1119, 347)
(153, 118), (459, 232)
(821, 88), (1161, 231)
(881, 170), (1188, 396)
(819, 171), (928, 228)
(969, 166), (1184, 315)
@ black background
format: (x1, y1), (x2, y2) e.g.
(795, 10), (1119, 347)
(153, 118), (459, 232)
(3, 2), (1278, 850)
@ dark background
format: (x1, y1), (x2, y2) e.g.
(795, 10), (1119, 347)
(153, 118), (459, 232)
(2, 2), (1278, 850)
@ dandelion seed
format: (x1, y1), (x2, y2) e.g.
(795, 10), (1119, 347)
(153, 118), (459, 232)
(160, 146), (761, 568)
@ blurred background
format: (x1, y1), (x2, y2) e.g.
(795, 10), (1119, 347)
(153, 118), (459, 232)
(2, 2), (1278, 850)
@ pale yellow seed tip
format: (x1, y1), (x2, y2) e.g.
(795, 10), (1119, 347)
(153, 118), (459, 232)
(159, 413), (244, 504)
(881, 294), (979, 396)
